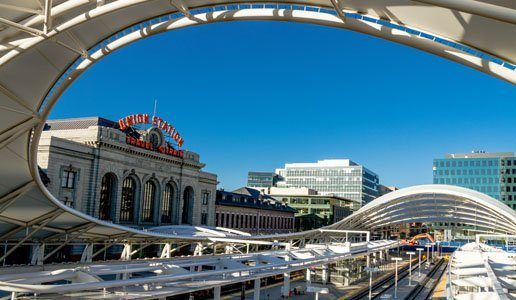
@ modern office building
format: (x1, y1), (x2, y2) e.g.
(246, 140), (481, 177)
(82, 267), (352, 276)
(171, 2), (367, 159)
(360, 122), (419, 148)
(215, 188), (296, 234)
(433, 151), (516, 210)
(38, 116), (218, 228)
(275, 159), (379, 209)
(261, 187), (353, 231)
(247, 171), (283, 188)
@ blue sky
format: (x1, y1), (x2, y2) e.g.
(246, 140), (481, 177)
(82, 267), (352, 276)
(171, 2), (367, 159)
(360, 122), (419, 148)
(50, 21), (516, 190)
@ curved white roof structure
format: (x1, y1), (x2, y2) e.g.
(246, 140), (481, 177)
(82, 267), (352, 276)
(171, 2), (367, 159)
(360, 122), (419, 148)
(0, 0), (514, 251)
(331, 185), (516, 235)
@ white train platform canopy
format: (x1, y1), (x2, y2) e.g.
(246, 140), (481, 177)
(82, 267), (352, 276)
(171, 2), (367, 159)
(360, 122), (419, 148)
(332, 185), (516, 235)
(0, 0), (514, 247)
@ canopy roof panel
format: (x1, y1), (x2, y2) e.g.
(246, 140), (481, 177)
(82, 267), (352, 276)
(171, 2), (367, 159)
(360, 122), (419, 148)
(0, 0), (514, 247)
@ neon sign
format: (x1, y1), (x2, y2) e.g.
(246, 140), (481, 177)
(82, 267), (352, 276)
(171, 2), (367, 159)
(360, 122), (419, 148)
(117, 113), (185, 159)
(118, 113), (184, 147)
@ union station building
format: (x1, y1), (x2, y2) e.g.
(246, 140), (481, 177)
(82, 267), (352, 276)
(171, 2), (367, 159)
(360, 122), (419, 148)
(37, 116), (218, 228)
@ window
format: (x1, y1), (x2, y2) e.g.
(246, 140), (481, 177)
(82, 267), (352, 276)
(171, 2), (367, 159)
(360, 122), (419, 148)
(99, 173), (116, 220)
(142, 180), (157, 223)
(201, 212), (208, 225)
(120, 177), (136, 223)
(161, 183), (175, 223)
(202, 192), (210, 205)
(61, 169), (76, 188)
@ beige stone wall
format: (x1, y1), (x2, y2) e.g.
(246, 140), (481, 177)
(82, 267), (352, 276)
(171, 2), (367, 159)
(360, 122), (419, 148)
(37, 125), (217, 228)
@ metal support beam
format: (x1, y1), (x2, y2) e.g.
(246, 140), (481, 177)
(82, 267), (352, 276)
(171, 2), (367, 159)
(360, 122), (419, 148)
(329, 0), (346, 22)
(0, 17), (44, 37)
(43, 222), (95, 242)
(169, 0), (191, 17)
(120, 243), (132, 260)
(0, 181), (35, 206)
(43, 224), (95, 261)
(92, 242), (117, 259)
(43, 0), (53, 34)
(30, 243), (45, 265)
(160, 243), (171, 258)
(0, 211), (61, 263)
(0, 208), (61, 240)
(80, 243), (93, 263)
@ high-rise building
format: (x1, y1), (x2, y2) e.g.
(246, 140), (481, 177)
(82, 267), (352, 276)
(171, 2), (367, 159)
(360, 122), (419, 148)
(275, 159), (379, 209)
(433, 151), (516, 210)
(247, 172), (283, 188)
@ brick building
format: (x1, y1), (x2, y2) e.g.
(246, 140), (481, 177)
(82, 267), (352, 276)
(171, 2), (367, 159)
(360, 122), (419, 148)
(215, 188), (296, 234)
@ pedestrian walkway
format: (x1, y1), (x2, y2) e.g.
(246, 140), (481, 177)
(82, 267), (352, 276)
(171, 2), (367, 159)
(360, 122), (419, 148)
(431, 269), (447, 299)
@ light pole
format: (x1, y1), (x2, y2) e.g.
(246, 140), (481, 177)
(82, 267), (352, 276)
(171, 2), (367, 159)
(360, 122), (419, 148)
(425, 244), (431, 267)
(406, 251), (415, 286)
(364, 266), (379, 300)
(391, 257), (402, 299)
(416, 248), (424, 277)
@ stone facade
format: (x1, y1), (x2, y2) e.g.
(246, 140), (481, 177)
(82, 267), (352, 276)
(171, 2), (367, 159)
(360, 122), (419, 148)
(37, 117), (217, 228)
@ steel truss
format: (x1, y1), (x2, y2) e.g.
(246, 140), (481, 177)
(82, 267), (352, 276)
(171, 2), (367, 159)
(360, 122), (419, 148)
(0, 239), (397, 299)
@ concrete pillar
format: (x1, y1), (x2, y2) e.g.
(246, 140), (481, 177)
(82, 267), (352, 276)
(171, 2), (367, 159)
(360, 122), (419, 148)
(379, 250), (384, 261)
(306, 268), (311, 284)
(283, 272), (290, 297)
(322, 264), (328, 285)
(213, 286), (221, 300)
(282, 243), (291, 297)
(253, 278), (260, 300)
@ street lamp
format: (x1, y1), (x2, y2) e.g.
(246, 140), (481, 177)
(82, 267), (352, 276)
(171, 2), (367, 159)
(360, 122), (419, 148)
(364, 266), (379, 300)
(391, 257), (403, 299)
(416, 248), (424, 277)
(406, 251), (415, 286)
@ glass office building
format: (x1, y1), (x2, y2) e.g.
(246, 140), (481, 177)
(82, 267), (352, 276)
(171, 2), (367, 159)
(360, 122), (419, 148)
(275, 159), (379, 209)
(433, 151), (516, 210)
(247, 172), (283, 188)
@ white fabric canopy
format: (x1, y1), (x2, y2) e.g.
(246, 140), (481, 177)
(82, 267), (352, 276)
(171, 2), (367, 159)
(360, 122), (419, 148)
(0, 0), (514, 246)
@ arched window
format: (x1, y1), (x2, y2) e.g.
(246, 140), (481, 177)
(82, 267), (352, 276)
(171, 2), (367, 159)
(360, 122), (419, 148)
(182, 186), (194, 224)
(99, 173), (116, 220)
(161, 183), (175, 223)
(120, 177), (136, 223)
(142, 180), (156, 223)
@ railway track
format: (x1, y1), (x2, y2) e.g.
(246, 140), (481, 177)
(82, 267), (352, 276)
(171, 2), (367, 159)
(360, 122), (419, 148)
(348, 258), (422, 300)
(405, 258), (447, 300)
(349, 257), (447, 300)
